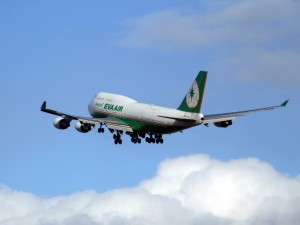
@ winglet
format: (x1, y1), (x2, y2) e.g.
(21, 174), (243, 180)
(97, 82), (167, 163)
(280, 99), (289, 107)
(41, 101), (47, 111)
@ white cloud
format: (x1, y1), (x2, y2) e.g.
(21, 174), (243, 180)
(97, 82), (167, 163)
(121, 0), (300, 50)
(1, 154), (300, 225)
(120, 0), (300, 85)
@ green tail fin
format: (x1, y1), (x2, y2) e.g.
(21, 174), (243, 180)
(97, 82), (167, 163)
(177, 71), (207, 113)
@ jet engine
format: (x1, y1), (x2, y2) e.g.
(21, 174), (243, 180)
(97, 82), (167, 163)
(214, 120), (232, 128)
(75, 121), (92, 133)
(53, 117), (70, 130)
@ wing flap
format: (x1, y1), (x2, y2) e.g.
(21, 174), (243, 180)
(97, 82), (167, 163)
(106, 123), (133, 132)
(203, 116), (235, 124)
(157, 115), (196, 122)
(78, 118), (100, 125)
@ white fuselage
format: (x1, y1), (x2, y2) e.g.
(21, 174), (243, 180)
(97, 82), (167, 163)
(88, 92), (203, 134)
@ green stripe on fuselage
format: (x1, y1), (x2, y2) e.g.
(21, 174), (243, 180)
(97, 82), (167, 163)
(90, 110), (188, 134)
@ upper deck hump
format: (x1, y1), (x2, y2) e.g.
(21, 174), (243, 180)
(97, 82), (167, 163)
(95, 92), (137, 104)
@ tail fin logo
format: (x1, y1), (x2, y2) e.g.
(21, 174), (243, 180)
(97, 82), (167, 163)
(186, 81), (199, 108)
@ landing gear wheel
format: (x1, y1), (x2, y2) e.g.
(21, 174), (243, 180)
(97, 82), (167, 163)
(98, 127), (104, 133)
(114, 139), (118, 144)
(118, 139), (122, 144)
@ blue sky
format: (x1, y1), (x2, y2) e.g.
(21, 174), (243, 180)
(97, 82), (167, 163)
(1, 1), (300, 224)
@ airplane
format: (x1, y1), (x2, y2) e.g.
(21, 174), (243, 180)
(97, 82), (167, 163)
(41, 71), (288, 144)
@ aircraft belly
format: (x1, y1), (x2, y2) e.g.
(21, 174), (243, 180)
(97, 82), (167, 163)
(117, 117), (183, 134)
(115, 112), (195, 134)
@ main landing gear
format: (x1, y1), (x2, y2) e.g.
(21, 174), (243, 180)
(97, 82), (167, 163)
(113, 131), (123, 145)
(98, 127), (164, 144)
(128, 133), (163, 144)
(122, 132), (164, 144)
(98, 127), (124, 145)
(129, 132), (142, 144)
(98, 127), (105, 133)
(98, 123), (105, 133)
(146, 134), (163, 144)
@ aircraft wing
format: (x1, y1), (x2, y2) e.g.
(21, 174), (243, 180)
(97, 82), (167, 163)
(203, 100), (289, 124)
(40, 101), (133, 131)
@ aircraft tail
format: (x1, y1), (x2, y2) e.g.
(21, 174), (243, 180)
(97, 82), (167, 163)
(177, 71), (207, 113)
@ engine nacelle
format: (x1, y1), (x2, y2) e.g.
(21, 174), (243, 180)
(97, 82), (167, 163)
(75, 121), (92, 133)
(53, 117), (70, 130)
(214, 120), (233, 128)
